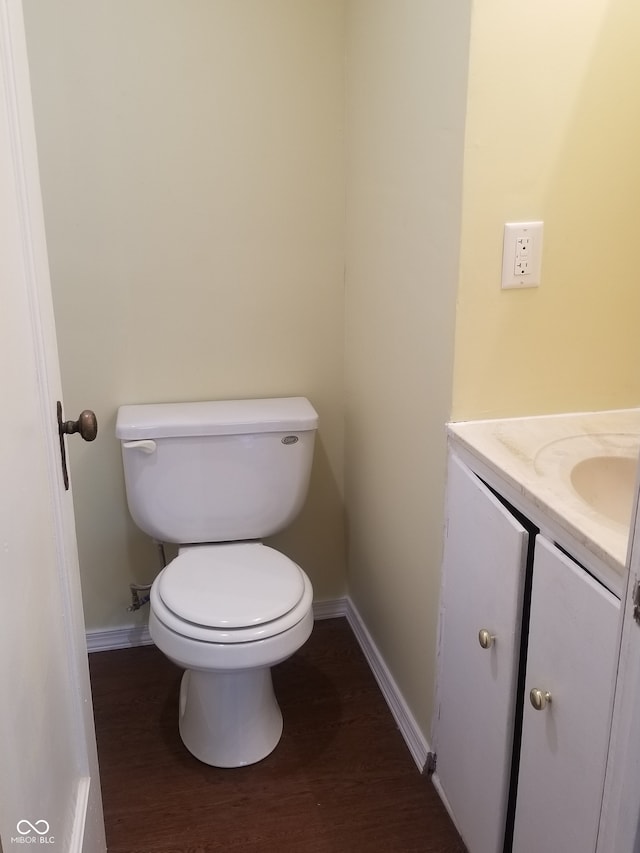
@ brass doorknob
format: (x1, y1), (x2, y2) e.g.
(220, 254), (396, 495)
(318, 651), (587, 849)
(59, 408), (98, 442)
(529, 688), (552, 711)
(478, 629), (495, 649)
(56, 401), (98, 491)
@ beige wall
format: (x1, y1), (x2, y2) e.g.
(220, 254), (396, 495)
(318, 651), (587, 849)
(453, 0), (640, 420)
(344, 1), (470, 734)
(23, 0), (347, 630)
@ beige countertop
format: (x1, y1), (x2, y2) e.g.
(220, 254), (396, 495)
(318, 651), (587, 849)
(448, 409), (640, 589)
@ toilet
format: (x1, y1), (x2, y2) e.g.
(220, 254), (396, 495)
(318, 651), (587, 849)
(115, 396), (318, 767)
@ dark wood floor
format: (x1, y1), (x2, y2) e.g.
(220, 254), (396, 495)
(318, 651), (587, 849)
(89, 617), (466, 853)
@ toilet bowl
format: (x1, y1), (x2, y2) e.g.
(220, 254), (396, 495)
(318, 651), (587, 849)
(149, 543), (314, 767)
(149, 543), (313, 767)
(116, 397), (318, 767)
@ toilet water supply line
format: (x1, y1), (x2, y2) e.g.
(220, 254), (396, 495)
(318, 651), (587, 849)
(127, 541), (167, 612)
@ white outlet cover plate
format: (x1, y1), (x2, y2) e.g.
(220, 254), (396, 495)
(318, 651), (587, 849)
(501, 221), (543, 289)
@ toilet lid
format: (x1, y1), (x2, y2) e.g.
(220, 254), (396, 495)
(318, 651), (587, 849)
(157, 544), (306, 629)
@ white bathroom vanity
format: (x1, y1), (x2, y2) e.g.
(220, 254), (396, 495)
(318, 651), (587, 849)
(431, 409), (640, 853)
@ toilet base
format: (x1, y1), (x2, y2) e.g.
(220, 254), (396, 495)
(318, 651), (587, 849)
(178, 666), (283, 767)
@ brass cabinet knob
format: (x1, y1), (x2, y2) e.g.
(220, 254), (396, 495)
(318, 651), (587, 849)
(478, 629), (495, 649)
(530, 688), (552, 711)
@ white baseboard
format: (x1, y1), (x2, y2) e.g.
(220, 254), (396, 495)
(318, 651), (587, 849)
(86, 599), (348, 653)
(312, 597), (348, 620)
(86, 624), (153, 652)
(85, 595), (430, 773)
(344, 598), (430, 772)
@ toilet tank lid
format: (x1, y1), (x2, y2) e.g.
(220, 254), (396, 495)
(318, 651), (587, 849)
(116, 396), (318, 439)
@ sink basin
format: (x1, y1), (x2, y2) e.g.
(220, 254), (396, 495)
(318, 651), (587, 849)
(570, 455), (638, 526)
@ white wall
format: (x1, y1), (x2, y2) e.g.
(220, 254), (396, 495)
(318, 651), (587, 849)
(23, 0), (347, 630)
(344, 0), (470, 734)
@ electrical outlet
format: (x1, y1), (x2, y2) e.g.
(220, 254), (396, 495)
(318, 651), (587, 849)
(502, 221), (543, 289)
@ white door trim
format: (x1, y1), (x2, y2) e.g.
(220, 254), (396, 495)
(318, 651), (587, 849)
(0, 2), (106, 850)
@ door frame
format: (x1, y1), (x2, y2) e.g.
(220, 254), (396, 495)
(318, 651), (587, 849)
(0, 2), (105, 850)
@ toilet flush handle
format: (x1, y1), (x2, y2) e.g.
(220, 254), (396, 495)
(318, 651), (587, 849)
(123, 440), (157, 454)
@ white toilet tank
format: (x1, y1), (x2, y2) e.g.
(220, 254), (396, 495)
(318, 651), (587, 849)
(116, 397), (318, 544)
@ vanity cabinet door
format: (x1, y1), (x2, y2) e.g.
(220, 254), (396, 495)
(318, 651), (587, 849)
(513, 536), (620, 853)
(433, 454), (529, 853)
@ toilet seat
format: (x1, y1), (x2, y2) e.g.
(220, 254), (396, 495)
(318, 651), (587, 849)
(151, 543), (313, 644)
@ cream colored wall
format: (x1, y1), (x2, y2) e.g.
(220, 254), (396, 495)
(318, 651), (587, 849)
(344, 1), (470, 734)
(453, 0), (640, 420)
(23, 0), (347, 630)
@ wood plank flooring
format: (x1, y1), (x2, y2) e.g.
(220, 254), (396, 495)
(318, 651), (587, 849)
(89, 617), (466, 853)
